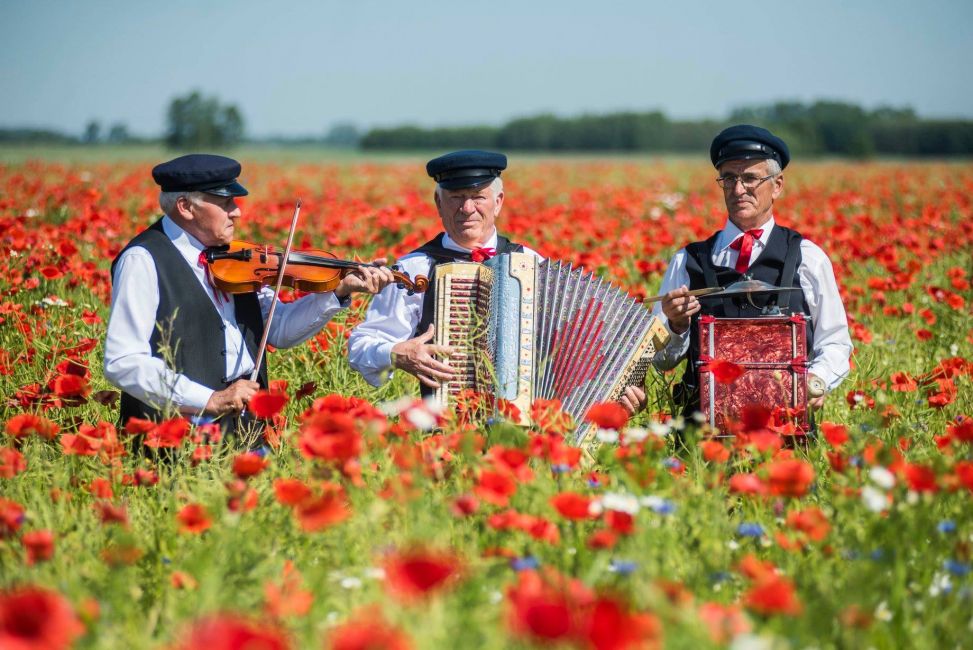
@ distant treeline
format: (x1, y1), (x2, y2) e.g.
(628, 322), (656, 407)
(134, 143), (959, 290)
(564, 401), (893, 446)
(361, 101), (973, 156)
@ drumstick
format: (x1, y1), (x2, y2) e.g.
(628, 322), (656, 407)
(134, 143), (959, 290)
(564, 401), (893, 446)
(643, 286), (723, 304)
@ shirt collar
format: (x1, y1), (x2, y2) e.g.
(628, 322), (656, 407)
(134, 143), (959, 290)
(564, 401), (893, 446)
(441, 229), (499, 253)
(718, 215), (776, 252)
(161, 214), (207, 252)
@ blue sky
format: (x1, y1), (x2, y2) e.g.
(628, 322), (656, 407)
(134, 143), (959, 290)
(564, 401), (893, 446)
(1, 0), (971, 137)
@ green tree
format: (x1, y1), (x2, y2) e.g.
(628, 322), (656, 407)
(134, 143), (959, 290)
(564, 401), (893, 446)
(165, 91), (245, 149)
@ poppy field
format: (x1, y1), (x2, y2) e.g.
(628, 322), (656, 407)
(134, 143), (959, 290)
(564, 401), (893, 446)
(1, 155), (972, 649)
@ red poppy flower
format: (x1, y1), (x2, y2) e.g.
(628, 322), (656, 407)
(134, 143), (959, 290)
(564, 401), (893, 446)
(294, 491), (350, 532)
(550, 492), (594, 520)
(585, 402), (629, 430)
(263, 562), (313, 619)
(820, 422), (849, 448)
(743, 574), (802, 616)
(474, 470), (518, 507)
(123, 417), (157, 435)
(174, 614), (290, 650)
(948, 417), (973, 444)
(587, 528), (618, 550)
(704, 358), (745, 384)
(94, 501), (129, 526)
(22, 529), (55, 565)
(1, 499), (25, 539)
(176, 503), (212, 534)
(902, 463), (938, 493)
(327, 608), (413, 650)
(88, 477), (114, 499)
(60, 432), (101, 456)
(889, 371), (918, 392)
(5, 413), (59, 440)
(700, 439), (731, 463)
(605, 510), (635, 535)
(48, 373), (90, 399)
(0, 585), (84, 650)
(0, 447), (26, 478)
(249, 390), (289, 419)
(298, 412), (362, 464)
(144, 418), (190, 448)
(232, 452), (268, 479)
(450, 494), (479, 517)
(384, 547), (463, 602)
(728, 473), (766, 496)
(273, 478), (313, 507)
(786, 507), (831, 542)
(583, 596), (663, 650)
(766, 459), (815, 498)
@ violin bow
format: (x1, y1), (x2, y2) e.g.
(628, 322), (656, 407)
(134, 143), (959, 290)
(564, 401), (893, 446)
(247, 198), (302, 386)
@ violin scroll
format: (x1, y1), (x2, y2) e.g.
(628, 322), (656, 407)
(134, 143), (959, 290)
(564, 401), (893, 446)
(390, 265), (429, 296)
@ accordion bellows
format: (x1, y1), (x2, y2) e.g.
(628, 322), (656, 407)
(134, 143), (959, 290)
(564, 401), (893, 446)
(433, 252), (669, 439)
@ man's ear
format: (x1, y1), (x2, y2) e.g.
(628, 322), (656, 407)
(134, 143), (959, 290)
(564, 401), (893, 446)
(175, 195), (195, 221)
(494, 190), (504, 214)
(433, 190), (442, 210)
(772, 173), (784, 200)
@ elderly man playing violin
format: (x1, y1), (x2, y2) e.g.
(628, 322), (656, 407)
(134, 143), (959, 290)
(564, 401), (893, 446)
(104, 154), (394, 429)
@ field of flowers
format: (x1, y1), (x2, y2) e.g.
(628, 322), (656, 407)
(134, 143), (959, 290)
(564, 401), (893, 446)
(1, 154), (972, 649)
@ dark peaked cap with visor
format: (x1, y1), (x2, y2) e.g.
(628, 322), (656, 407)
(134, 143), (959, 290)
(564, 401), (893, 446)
(710, 125), (790, 170)
(426, 150), (507, 190)
(152, 154), (249, 197)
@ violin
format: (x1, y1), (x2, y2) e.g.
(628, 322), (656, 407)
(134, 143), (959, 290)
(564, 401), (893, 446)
(204, 240), (429, 295)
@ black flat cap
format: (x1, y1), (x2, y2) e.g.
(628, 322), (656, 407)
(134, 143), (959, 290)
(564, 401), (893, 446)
(151, 154), (249, 196)
(710, 125), (790, 170)
(426, 150), (507, 190)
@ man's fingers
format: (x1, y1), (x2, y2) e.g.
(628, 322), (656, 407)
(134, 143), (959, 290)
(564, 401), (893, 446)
(420, 357), (456, 377)
(417, 324), (436, 343)
(427, 344), (455, 358)
(416, 373), (442, 388)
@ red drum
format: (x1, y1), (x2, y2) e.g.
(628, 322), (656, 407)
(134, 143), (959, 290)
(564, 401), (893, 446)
(697, 314), (810, 437)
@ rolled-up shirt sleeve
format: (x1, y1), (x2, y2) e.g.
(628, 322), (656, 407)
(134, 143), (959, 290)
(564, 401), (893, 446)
(347, 273), (424, 387)
(651, 249), (692, 371)
(261, 290), (348, 349)
(798, 241), (853, 391)
(103, 248), (214, 413)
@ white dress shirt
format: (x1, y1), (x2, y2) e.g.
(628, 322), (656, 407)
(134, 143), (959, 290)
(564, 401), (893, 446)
(348, 229), (540, 387)
(104, 216), (347, 414)
(652, 216), (853, 391)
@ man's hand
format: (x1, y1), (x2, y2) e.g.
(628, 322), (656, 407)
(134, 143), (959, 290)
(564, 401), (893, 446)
(807, 373), (827, 411)
(334, 259), (396, 298)
(661, 285), (701, 335)
(391, 324), (456, 388)
(619, 385), (646, 416)
(205, 379), (260, 416)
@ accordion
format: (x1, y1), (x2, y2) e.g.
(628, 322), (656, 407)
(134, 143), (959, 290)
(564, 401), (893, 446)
(432, 252), (669, 441)
(698, 314), (811, 437)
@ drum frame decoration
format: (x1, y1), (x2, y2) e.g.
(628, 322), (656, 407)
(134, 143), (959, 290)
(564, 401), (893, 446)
(697, 313), (810, 437)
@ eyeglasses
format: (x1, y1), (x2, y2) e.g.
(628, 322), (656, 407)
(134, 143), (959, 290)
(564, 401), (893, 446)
(716, 173), (777, 191)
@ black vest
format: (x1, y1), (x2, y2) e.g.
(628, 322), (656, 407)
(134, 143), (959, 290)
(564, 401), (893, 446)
(674, 224), (812, 414)
(411, 233), (525, 397)
(110, 219), (268, 425)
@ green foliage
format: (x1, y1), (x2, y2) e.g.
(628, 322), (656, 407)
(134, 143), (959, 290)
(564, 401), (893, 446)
(165, 91), (245, 150)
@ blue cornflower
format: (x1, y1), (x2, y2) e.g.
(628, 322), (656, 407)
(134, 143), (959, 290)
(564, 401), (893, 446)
(609, 559), (638, 576)
(944, 560), (971, 577)
(551, 464), (572, 474)
(662, 457), (682, 470)
(870, 549), (885, 562)
(849, 456), (863, 468)
(736, 523), (764, 538)
(709, 571), (731, 584)
(937, 520), (957, 534)
(510, 556), (540, 572)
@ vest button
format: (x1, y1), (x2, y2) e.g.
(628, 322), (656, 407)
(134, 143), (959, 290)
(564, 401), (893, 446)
(220, 349), (227, 356)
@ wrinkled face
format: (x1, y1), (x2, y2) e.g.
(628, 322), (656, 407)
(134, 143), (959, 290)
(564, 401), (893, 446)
(435, 181), (503, 249)
(180, 194), (241, 247)
(718, 159), (783, 231)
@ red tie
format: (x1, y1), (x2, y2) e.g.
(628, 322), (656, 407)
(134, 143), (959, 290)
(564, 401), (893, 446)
(471, 247), (497, 263)
(729, 229), (764, 273)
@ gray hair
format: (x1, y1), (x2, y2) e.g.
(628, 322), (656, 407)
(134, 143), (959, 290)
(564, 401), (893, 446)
(159, 191), (204, 217)
(765, 158), (782, 176)
(435, 176), (504, 201)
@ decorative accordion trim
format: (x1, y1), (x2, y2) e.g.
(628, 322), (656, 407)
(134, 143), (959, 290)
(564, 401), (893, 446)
(432, 252), (669, 443)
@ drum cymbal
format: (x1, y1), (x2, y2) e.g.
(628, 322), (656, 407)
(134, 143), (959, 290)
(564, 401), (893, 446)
(699, 279), (802, 299)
